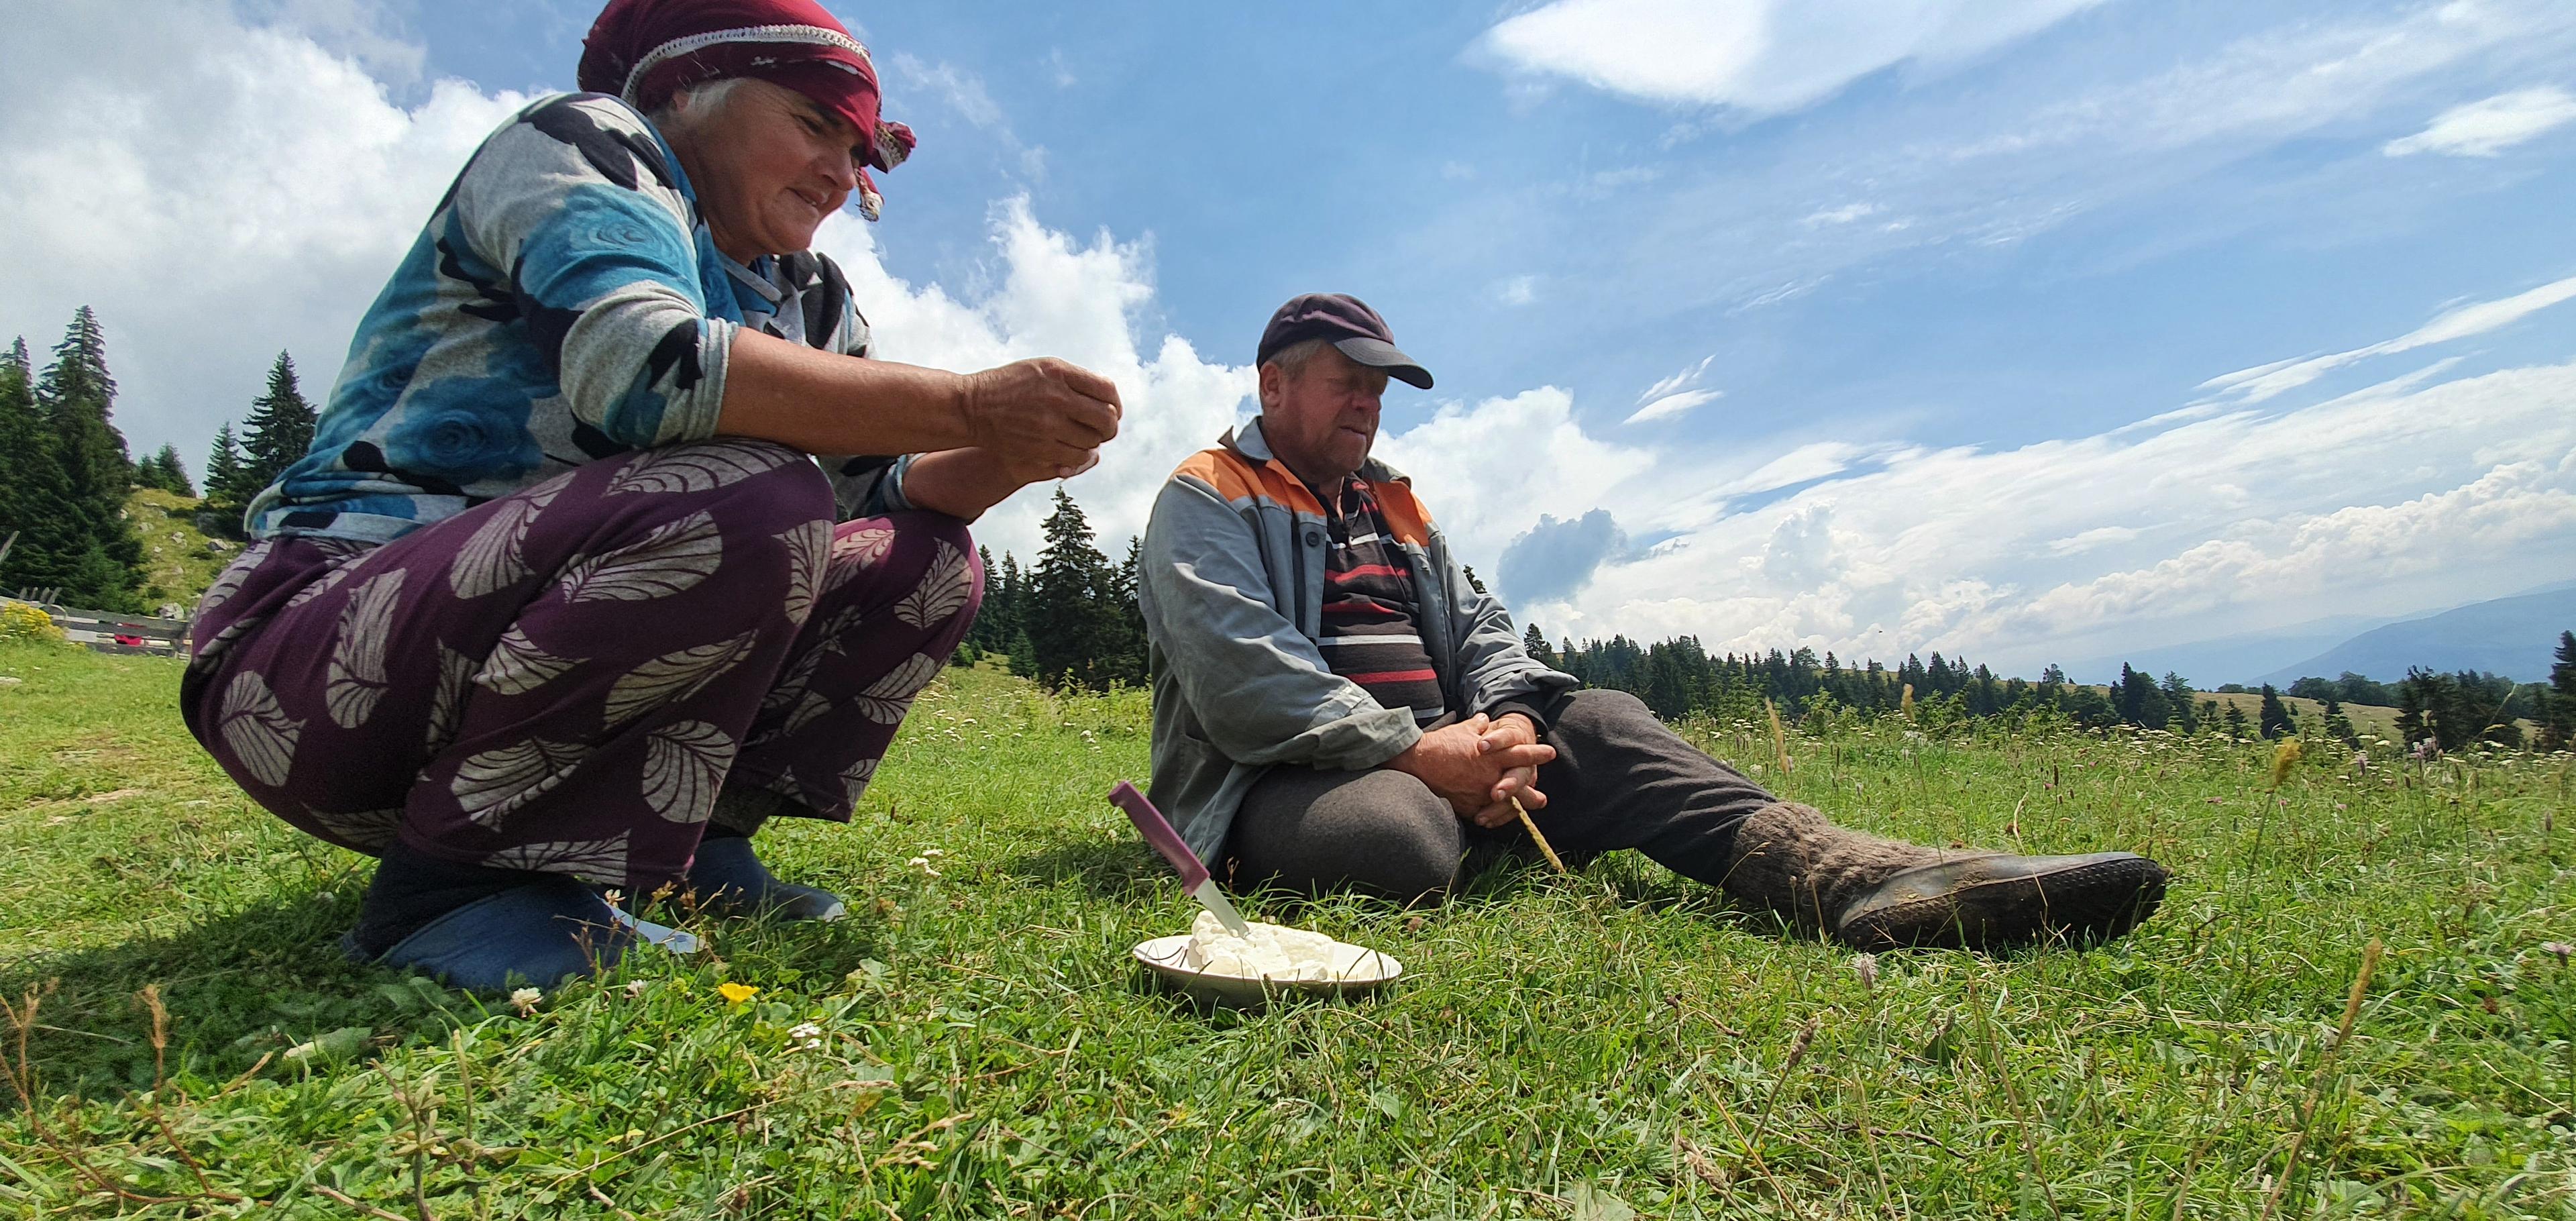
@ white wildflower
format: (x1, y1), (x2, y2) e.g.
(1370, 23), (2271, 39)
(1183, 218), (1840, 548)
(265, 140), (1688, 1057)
(509, 986), (542, 1016)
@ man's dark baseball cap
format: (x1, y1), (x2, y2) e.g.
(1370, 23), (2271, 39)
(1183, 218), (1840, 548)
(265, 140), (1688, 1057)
(1256, 293), (1433, 389)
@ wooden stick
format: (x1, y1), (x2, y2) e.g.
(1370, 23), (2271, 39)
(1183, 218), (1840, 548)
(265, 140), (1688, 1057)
(1509, 796), (1569, 875)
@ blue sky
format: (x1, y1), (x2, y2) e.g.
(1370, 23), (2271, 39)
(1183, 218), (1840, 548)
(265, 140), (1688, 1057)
(5, 0), (2573, 680)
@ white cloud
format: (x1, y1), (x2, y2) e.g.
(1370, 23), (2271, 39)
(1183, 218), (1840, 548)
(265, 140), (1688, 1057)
(1715, 441), (1868, 496)
(812, 202), (1252, 562)
(2200, 274), (2576, 403)
(1624, 354), (1723, 423)
(1624, 389), (1723, 425)
(1802, 202), (1881, 226)
(2045, 525), (2139, 557)
(1374, 388), (1658, 570)
(1640, 355), (1716, 402)
(1495, 274), (1540, 307)
(1554, 2), (2576, 327)
(888, 53), (1046, 179)
(0, 0), (1245, 568)
(1478, 0), (2104, 114)
(2383, 86), (2576, 157)
(0, 1), (528, 471)
(1416, 317), (2576, 675)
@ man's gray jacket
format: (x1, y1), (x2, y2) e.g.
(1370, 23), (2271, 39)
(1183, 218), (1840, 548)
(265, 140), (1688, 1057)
(1137, 417), (1578, 863)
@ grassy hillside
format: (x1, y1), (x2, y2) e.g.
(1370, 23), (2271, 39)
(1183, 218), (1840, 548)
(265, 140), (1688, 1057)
(123, 488), (234, 613)
(3, 643), (2571, 1217)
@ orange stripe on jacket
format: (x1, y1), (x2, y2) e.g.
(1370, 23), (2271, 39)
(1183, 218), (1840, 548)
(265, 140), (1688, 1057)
(1166, 445), (1438, 549)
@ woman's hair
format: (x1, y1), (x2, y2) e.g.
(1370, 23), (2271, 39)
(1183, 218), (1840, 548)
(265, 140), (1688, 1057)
(648, 75), (752, 137)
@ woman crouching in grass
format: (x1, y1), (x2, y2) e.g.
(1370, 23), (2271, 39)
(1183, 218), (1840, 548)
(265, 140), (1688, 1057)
(180, 0), (1121, 990)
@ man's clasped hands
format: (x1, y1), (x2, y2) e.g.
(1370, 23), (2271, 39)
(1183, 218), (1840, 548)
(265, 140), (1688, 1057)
(1387, 712), (1556, 831)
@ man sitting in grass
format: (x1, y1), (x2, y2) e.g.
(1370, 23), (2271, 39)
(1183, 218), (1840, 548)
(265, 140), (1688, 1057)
(1135, 293), (2169, 951)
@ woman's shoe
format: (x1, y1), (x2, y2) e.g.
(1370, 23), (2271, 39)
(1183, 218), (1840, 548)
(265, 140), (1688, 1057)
(345, 876), (634, 990)
(683, 835), (847, 922)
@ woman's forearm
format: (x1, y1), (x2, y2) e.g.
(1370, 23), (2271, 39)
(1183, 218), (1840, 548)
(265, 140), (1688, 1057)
(900, 449), (1042, 522)
(714, 327), (975, 456)
(712, 328), (1123, 478)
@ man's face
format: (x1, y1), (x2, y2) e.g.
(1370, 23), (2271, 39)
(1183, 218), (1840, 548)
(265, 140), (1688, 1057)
(1261, 346), (1390, 488)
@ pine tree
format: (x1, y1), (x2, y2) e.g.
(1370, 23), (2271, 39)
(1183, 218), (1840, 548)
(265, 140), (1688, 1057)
(2540, 631), (2575, 753)
(237, 351), (316, 495)
(204, 423), (250, 519)
(0, 337), (78, 596)
(2257, 684), (2292, 739)
(2320, 695), (2359, 750)
(1028, 487), (1120, 690)
(34, 309), (144, 610)
(138, 443), (195, 496)
(1110, 535), (1148, 685)
(1460, 564), (1488, 596)
(1521, 621), (1557, 668)
(2222, 703), (2249, 739)
(2161, 672), (2198, 733)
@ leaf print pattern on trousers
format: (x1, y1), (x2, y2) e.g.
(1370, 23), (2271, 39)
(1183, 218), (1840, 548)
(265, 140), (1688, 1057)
(894, 539), (971, 628)
(485, 833), (631, 885)
(281, 562), (354, 611)
(556, 509), (724, 602)
(425, 643), (477, 751)
(641, 720), (735, 822)
(448, 484), (561, 598)
(854, 653), (941, 725)
(219, 671), (303, 787)
(825, 525), (895, 594)
(196, 540), (273, 617)
(776, 519), (830, 627)
(477, 625), (583, 695)
(840, 757), (878, 806)
(305, 806), (403, 853)
(605, 440), (793, 496)
(452, 737), (588, 827)
(602, 630), (759, 729)
(325, 569), (408, 729)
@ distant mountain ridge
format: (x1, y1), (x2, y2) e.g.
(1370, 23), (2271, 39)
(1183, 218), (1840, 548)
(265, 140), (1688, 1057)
(2255, 582), (2576, 686)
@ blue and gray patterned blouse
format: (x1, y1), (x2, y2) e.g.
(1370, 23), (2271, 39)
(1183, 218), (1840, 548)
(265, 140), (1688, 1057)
(247, 93), (910, 543)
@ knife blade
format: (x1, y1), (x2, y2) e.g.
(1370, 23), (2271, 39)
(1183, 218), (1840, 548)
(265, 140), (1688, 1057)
(1108, 780), (1252, 936)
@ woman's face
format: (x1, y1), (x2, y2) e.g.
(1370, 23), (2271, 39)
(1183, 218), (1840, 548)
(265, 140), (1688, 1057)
(672, 78), (865, 262)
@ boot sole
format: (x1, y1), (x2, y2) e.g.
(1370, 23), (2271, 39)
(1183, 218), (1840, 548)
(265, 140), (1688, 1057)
(1839, 856), (2169, 951)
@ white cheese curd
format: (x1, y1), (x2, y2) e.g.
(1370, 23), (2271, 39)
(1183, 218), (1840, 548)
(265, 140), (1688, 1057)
(1184, 910), (1347, 981)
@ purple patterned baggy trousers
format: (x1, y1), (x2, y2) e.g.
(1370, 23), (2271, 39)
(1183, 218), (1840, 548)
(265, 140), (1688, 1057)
(178, 440), (983, 890)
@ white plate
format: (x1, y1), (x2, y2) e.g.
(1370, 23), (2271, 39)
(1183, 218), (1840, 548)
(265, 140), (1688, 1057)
(1130, 934), (1404, 1008)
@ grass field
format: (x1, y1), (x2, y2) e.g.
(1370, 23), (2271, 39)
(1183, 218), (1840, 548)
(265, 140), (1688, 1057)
(2, 639), (2571, 1218)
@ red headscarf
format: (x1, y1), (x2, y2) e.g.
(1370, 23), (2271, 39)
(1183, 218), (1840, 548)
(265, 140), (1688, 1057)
(578, 0), (916, 220)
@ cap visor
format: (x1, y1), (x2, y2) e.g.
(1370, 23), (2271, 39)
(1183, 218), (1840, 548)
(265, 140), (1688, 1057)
(1333, 337), (1434, 390)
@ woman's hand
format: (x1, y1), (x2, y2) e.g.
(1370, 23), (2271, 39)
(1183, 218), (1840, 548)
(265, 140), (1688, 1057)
(714, 333), (1122, 477)
(959, 358), (1123, 479)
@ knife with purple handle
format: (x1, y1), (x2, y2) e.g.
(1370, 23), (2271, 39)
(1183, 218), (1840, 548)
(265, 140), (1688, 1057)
(1108, 780), (1251, 936)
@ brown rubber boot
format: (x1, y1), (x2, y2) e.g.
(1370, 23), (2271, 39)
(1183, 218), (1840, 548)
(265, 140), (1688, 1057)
(1723, 802), (2168, 951)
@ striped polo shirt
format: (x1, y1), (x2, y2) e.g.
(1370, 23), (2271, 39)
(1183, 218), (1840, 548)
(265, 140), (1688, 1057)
(1315, 476), (1446, 723)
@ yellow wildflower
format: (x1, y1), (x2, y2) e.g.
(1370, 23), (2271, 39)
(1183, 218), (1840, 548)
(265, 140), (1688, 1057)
(718, 981), (759, 1005)
(2268, 737), (2302, 789)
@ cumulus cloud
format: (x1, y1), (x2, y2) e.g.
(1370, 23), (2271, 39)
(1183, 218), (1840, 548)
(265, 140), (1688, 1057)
(2383, 86), (2576, 157)
(2200, 274), (2576, 403)
(1545, 355), (2576, 674)
(0, 0), (1244, 567)
(1498, 509), (1628, 608)
(1477, 0), (2104, 114)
